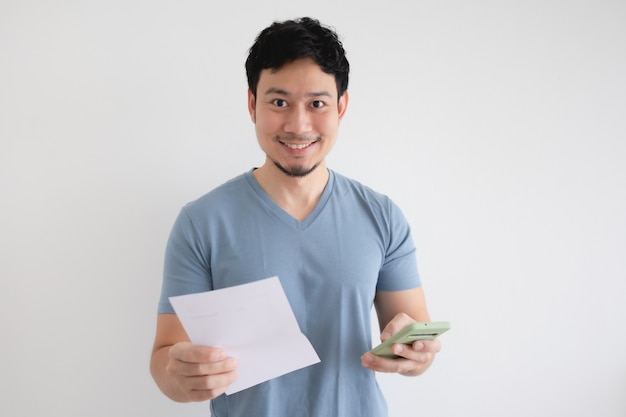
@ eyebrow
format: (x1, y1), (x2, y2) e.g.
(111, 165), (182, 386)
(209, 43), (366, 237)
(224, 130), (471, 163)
(263, 87), (332, 98)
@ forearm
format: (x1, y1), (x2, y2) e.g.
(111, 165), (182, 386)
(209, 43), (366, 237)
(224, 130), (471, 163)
(374, 288), (430, 332)
(150, 346), (190, 403)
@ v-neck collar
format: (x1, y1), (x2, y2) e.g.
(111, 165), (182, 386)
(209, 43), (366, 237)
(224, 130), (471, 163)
(244, 168), (334, 230)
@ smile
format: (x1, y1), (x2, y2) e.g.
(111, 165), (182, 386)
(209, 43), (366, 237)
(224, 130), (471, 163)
(282, 142), (314, 150)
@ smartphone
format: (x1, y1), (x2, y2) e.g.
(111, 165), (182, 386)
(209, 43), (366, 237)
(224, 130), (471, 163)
(369, 321), (451, 359)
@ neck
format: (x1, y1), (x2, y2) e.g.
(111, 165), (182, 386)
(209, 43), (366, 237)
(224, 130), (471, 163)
(253, 161), (329, 221)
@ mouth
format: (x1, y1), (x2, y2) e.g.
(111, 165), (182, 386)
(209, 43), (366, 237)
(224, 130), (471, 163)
(282, 141), (315, 150)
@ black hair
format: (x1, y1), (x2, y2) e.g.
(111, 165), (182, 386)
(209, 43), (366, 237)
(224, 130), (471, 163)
(245, 17), (349, 99)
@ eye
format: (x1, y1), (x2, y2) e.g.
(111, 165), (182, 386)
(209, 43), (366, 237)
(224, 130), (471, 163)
(310, 100), (325, 109)
(272, 99), (288, 108)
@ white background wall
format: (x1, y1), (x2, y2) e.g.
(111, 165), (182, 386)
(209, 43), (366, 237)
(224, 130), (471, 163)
(1, 1), (625, 416)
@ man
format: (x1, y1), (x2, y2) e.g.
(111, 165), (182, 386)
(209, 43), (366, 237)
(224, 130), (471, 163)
(151, 17), (441, 416)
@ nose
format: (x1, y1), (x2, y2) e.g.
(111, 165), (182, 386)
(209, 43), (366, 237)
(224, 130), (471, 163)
(283, 106), (312, 135)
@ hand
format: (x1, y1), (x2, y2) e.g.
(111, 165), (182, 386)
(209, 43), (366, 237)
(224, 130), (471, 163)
(361, 313), (441, 376)
(166, 342), (238, 401)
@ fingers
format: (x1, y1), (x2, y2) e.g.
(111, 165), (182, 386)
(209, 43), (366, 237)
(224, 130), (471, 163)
(169, 342), (227, 364)
(167, 342), (239, 401)
(361, 350), (431, 376)
(362, 339), (440, 376)
(379, 312), (415, 341)
(411, 338), (441, 354)
(181, 367), (239, 402)
(169, 354), (238, 378)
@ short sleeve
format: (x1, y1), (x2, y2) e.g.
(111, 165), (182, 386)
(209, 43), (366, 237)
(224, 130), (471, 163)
(157, 206), (212, 313)
(376, 200), (421, 291)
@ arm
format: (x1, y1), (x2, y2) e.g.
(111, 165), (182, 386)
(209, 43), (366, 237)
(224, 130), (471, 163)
(361, 286), (441, 376)
(150, 314), (238, 402)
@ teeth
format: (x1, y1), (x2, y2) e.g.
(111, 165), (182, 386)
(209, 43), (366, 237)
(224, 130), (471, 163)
(284, 142), (311, 150)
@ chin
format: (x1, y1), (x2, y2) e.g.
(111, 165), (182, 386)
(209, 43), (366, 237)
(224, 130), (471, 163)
(274, 161), (320, 178)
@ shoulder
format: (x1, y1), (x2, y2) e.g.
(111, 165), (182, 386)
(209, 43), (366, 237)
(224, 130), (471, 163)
(182, 171), (253, 215)
(330, 170), (395, 211)
(329, 171), (411, 235)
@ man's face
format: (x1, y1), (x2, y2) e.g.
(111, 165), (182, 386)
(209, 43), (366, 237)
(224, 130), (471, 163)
(248, 58), (348, 178)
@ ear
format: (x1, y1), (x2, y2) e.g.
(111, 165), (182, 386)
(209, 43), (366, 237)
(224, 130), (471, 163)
(247, 88), (256, 123)
(337, 91), (349, 122)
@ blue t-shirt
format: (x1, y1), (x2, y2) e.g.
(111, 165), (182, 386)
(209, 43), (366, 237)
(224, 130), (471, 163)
(158, 169), (421, 417)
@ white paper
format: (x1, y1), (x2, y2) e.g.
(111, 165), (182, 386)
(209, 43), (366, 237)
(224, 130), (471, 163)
(169, 276), (320, 394)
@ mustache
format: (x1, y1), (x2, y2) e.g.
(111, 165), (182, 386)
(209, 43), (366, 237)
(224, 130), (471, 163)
(276, 134), (320, 142)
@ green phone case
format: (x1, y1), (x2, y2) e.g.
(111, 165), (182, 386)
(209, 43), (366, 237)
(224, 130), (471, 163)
(370, 321), (451, 358)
